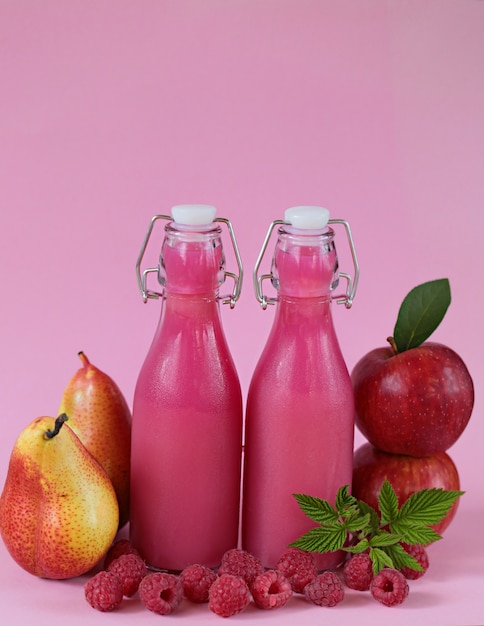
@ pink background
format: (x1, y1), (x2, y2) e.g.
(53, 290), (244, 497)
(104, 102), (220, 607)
(1, 1), (483, 623)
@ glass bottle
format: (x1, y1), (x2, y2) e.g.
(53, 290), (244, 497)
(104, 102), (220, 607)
(242, 205), (359, 570)
(130, 204), (243, 571)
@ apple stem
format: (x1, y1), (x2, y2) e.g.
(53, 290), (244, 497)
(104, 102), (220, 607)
(78, 351), (90, 368)
(45, 413), (69, 439)
(387, 336), (399, 355)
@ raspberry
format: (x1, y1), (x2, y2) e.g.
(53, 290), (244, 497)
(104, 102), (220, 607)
(208, 574), (250, 617)
(104, 539), (140, 569)
(400, 543), (429, 580)
(139, 572), (183, 615)
(180, 563), (218, 603)
(370, 568), (409, 607)
(343, 553), (374, 590)
(84, 570), (123, 612)
(276, 548), (317, 593)
(251, 569), (292, 610)
(107, 553), (147, 597)
(304, 572), (345, 607)
(219, 548), (264, 588)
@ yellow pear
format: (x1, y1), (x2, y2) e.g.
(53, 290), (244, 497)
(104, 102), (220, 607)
(0, 414), (119, 579)
(59, 352), (131, 528)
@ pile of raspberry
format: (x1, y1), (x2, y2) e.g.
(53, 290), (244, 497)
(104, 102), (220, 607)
(84, 540), (429, 615)
(342, 543), (429, 607)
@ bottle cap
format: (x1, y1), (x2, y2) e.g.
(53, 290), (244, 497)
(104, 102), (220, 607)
(284, 206), (330, 230)
(171, 204), (217, 226)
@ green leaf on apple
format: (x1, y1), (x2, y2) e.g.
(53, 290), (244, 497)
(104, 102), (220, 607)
(392, 278), (451, 353)
(290, 480), (463, 575)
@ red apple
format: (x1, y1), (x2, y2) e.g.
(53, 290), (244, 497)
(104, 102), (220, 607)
(351, 341), (474, 457)
(352, 442), (461, 535)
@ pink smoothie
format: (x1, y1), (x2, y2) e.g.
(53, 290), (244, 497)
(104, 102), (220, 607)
(242, 228), (354, 569)
(130, 227), (243, 571)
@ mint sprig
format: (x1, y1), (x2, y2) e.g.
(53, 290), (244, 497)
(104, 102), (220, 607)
(291, 481), (463, 575)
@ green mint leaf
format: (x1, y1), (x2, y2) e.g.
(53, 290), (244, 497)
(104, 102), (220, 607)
(290, 482), (464, 566)
(392, 278), (451, 353)
(396, 488), (463, 528)
(385, 543), (424, 573)
(369, 531), (402, 548)
(335, 485), (357, 514)
(390, 522), (442, 546)
(369, 547), (395, 575)
(344, 538), (370, 554)
(378, 480), (399, 525)
(357, 500), (380, 533)
(289, 522), (347, 553)
(292, 493), (339, 524)
(345, 512), (371, 533)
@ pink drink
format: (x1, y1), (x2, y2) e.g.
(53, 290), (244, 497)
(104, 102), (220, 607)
(242, 224), (354, 570)
(130, 222), (243, 571)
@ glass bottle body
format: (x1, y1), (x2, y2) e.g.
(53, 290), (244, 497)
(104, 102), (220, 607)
(130, 224), (243, 571)
(242, 226), (354, 569)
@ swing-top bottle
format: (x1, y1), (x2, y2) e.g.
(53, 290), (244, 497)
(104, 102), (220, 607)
(130, 204), (243, 571)
(242, 205), (359, 570)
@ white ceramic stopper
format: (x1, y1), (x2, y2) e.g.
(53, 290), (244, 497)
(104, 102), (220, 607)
(284, 205), (330, 230)
(171, 204), (217, 225)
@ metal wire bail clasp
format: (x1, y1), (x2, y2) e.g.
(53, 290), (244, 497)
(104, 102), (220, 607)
(214, 217), (244, 308)
(253, 217), (360, 310)
(327, 218), (360, 309)
(135, 213), (244, 307)
(253, 219), (286, 309)
(135, 214), (171, 303)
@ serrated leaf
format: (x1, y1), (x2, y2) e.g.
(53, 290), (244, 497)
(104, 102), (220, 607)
(390, 522), (442, 546)
(335, 485), (357, 514)
(378, 480), (399, 525)
(292, 493), (339, 524)
(345, 512), (371, 532)
(344, 538), (370, 554)
(385, 543), (424, 572)
(369, 547), (395, 575)
(357, 500), (380, 533)
(393, 278), (451, 352)
(369, 531), (402, 548)
(396, 488), (463, 527)
(289, 522), (347, 553)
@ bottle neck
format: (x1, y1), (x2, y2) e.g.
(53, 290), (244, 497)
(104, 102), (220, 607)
(271, 227), (339, 299)
(159, 223), (225, 295)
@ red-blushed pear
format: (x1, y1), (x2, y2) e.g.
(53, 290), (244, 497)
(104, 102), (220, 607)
(352, 442), (460, 535)
(0, 414), (119, 579)
(58, 352), (131, 528)
(352, 279), (474, 457)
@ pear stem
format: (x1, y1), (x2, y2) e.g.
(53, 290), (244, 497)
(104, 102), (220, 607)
(78, 351), (90, 368)
(45, 413), (69, 439)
